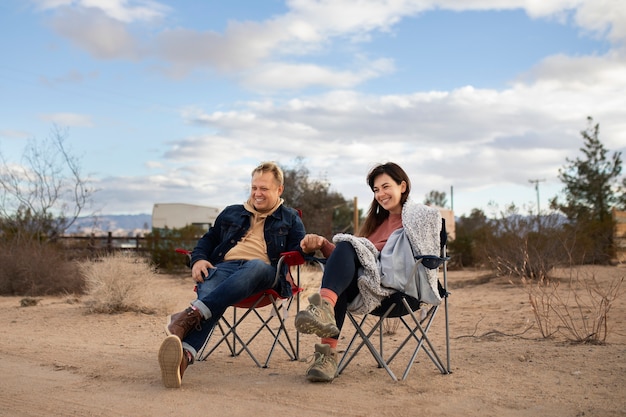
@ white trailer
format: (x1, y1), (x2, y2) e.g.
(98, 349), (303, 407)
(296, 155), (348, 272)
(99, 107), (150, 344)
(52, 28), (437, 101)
(152, 203), (220, 231)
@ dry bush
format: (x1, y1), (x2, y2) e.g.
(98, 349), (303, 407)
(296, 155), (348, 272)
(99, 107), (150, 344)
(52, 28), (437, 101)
(522, 270), (624, 344)
(81, 252), (170, 315)
(298, 264), (323, 300)
(383, 318), (401, 335)
(0, 241), (85, 296)
(483, 211), (566, 280)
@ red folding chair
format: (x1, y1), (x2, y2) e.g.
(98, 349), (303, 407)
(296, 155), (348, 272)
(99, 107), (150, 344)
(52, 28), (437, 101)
(175, 248), (305, 368)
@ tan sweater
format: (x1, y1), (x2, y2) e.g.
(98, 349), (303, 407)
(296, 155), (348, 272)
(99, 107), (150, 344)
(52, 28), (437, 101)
(223, 198), (283, 264)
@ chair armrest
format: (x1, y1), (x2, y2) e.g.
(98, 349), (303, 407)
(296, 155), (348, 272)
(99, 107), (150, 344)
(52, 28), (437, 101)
(415, 255), (449, 270)
(175, 248), (191, 268)
(279, 250), (306, 267)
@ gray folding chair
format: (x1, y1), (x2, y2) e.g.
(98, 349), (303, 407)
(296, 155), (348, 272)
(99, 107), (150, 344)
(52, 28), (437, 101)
(336, 219), (451, 381)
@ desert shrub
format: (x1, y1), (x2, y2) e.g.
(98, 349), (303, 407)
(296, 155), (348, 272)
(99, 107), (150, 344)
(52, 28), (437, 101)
(558, 216), (615, 264)
(481, 205), (566, 280)
(298, 263), (323, 300)
(485, 228), (562, 280)
(522, 270), (624, 344)
(144, 225), (203, 271)
(81, 252), (170, 314)
(0, 240), (85, 296)
(383, 318), (401, 335)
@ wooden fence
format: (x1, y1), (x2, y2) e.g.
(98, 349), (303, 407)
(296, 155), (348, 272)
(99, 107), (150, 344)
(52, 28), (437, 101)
(614, 208), (626, 263)
(58, 213), (626, 263)
(59, 232), (146, 253)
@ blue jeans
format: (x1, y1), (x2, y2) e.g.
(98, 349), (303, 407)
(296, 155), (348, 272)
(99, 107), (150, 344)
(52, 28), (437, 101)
(182, 259), (278, 357)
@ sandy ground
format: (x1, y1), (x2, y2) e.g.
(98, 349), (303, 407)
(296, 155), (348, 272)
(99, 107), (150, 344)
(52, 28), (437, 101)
(1, 265), (625, 417)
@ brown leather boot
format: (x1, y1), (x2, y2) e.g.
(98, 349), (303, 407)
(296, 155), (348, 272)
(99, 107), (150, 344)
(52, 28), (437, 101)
(180, 349), (191, 379)
(159, 335), (183, 388)
(158, 336), (193, 388)
(166, 306), (203, 341)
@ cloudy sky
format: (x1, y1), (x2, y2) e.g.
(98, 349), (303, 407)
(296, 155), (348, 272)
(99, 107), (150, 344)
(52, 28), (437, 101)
(1, 0), (625, 218)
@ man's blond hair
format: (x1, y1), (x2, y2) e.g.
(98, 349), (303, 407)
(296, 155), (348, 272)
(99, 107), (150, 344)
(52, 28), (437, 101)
(252, 161), (284, 186)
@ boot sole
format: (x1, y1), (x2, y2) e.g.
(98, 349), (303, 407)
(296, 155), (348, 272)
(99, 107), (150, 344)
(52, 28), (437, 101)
(306, 368), (336, 382)
(295, 312), (340, 338)
(158, 335), (183, 388)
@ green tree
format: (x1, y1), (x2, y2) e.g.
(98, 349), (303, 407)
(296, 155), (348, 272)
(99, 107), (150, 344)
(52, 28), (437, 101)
(552, 117), (622, 222)
(145, 224), (204, 271)
(281, 158), (353, 238)
(447, 208), (491, 268)
(424, 190), (448, 208)
(550, 117), (623, 263)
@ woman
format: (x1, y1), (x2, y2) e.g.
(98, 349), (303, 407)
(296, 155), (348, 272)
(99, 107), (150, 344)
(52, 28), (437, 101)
(295, 162), (442, 382)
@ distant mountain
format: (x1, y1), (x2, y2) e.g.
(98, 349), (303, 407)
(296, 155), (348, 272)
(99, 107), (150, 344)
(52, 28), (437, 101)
(65, 214), (152, 236)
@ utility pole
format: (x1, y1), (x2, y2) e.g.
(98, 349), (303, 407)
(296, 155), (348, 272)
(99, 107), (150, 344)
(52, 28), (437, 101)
(450, 185), (454, 211)
(529, 179), (545, 232)
(528, 179), (545, 215)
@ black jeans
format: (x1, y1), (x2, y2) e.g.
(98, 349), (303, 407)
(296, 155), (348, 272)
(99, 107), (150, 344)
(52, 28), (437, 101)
(321, 241), (362, 336)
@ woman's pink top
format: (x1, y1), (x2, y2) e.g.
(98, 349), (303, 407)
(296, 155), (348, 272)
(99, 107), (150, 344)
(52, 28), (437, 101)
(320, 212), (403, 256)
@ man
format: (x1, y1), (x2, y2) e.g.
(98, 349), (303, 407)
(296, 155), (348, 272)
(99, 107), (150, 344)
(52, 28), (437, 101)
(158, 161), (306, 388)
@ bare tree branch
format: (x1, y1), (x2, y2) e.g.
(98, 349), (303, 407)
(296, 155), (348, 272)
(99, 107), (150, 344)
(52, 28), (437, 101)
(0, 125), (95, 242)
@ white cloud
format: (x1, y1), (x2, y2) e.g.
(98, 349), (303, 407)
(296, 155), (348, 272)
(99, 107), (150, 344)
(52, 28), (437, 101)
(33, 0), (169, 23)
(39, 112), (94, 127)
(155, 24), (274, 73)
(37, 0), (626, 90)
(446, 0), (626, 45)
(144, 161), (163, 169)
(570, 0), (626, 43)
(241, 58), (395, 91)
(49, 8), (140, 59)
(163, 53), (625, 216)
(0, 130), (31, 139)
(19, 1), (626, 216)
(520, 48), (626, 83)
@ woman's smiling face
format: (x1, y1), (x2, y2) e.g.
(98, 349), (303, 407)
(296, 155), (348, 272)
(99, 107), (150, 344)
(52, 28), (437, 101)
(372, 173), (406, 214)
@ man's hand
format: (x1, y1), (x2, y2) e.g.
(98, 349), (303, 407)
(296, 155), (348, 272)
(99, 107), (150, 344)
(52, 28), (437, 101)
(191, 260), (215, 283)
(300, 234), (326, 254)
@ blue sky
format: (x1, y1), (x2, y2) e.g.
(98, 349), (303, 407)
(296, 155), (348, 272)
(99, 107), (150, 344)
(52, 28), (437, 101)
(1, 0), (625, 219)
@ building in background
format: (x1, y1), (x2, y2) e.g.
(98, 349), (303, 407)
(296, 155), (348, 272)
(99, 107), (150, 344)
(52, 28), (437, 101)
(152, 203), (220, 232)
(431, 206), (455, 241)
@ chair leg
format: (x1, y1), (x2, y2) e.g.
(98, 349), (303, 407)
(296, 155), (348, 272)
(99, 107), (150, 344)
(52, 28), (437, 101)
(225, 307), (266, 367)
(182, 252), (305, 368)
(262, 298), (298, 367)
(394, 300), (449, 377)
(195, 294), (300, 368)
(338, 298), (451, 381)
(337, 304), (400, 382)
(197, 304), (266, 367)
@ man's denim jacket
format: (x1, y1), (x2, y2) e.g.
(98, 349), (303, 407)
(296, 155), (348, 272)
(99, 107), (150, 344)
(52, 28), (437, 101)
(190, 203), (306, 297)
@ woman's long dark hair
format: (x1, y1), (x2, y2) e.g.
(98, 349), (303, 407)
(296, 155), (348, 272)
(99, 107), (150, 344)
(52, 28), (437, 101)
(358, 162), (411, 237)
